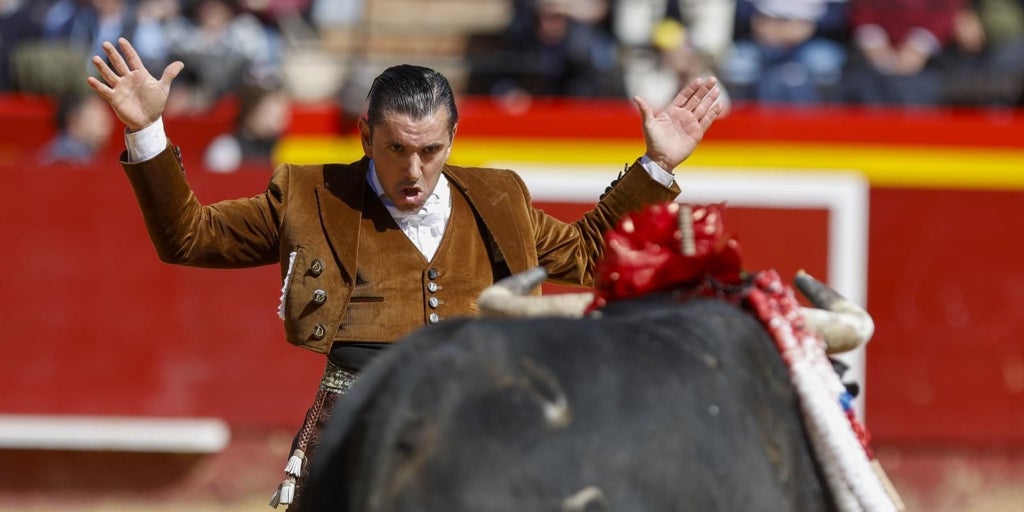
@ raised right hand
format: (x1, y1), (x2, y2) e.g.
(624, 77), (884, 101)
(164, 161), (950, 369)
(86, 38), (184, 132)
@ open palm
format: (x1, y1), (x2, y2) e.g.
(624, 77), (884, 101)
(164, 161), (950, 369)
(634, 77), (724, 172)
(86, 38), (183, 132)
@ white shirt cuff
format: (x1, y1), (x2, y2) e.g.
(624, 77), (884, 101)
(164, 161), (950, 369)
(124, 117), (168, 162)
(639, 155), (676, 187)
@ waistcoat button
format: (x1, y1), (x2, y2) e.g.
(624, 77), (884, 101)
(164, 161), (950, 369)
(312, 289), (327, 304)
(312, 324), (326, 340)
(427, 268), (439, 280)
(427, 282), (438, 293)
(429, 313), (440, 324)
(428, 297), (439, 308)
(310, 259), (324, 276)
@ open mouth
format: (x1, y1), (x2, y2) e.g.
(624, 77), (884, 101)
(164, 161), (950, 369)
(398, 187), (424, 206)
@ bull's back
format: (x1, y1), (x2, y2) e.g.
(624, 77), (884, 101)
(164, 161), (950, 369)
(307, 297), (833, 512)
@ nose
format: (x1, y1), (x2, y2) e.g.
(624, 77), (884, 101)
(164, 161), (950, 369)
(406, 154), (423, 181)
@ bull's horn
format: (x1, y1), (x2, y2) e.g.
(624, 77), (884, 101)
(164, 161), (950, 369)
(477, 266), (594, 318)
(794, 270), (875, 354)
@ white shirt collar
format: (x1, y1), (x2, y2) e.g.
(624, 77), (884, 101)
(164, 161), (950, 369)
(367, 159), (451, 260)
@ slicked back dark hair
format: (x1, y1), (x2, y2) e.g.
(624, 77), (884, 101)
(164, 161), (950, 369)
(365, 64), (459, 136)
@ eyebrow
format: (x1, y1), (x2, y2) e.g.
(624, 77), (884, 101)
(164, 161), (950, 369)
(388, 141), (446, 150)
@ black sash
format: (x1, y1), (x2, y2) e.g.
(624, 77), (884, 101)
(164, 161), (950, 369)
(328, 341), (389, 371)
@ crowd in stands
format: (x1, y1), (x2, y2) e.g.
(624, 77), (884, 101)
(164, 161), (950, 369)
(2, 0), (1023, 167)
(468, 0), (1024, 110)
(0, 0), (345, 167)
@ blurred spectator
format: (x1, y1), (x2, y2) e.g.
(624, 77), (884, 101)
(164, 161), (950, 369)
(39, 93), (114, 165)
(942, 0), (1024, 105)
(613, 0), (735, 111)
(0, 0), (48, 91)
(7, 0), (168, 97)
(508, 0), (610, 29)
(841, 0), (971, 106)
(203, 79), (291, 172)
(238, 0), (310, 70)
(309, 0), (363, 28)
(163, 0), (281, 113)
(471, 0), (624, 107)
(722, 0), (848, 104)
(240, 0), (310, 20)
(42, 0), (169, 69)
(137, 0), (183, 29)
(254, 0), (353, 105)
(280, 0), (361, 105)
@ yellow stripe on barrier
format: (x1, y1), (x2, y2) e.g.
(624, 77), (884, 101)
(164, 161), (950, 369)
(276, 136), (365, 165)
(276, 137), (1024, 190)
(689, 143), (1024, 190)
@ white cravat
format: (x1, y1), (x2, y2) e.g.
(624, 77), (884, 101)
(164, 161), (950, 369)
(368, 161), (451, 261)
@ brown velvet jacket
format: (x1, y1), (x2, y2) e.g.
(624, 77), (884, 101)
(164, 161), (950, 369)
(121, 144), (681, 353)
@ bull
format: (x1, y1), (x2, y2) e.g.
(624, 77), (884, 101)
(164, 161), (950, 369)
(302, 203), (900, 512)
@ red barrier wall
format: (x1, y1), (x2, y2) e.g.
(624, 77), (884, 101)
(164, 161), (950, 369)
(2, 96), (1023, 448)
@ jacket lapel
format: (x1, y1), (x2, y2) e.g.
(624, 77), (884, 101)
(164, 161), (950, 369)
(445, 166), (530, 274)
(316, 159), (369, 283)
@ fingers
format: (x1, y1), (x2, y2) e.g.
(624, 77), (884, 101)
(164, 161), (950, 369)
(102, 40), (131, 76)
(691, 85), (721, 121)
(642, 76), (724, 134)
(159, 61), (185, 88)
(672, 78), (702, 108)
(118, 37), (149, 75)
(699, 101), (724, 132)
(680, 77), (718, 112)
(91, 54), (119, 86)
(632, 95), (652, 124)
(85, 76), (114, 98)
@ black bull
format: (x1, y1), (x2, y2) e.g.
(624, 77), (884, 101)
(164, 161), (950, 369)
(303, 294), (836, 512)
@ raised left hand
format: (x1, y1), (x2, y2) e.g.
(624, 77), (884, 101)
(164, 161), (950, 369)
(633, 77), (724, 172)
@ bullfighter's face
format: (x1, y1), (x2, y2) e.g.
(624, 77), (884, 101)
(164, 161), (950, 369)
(359, 108), (456, 212)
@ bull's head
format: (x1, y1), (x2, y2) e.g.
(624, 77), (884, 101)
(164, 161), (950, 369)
(476, 201), (873, 354)
(476, 267), (872, 354)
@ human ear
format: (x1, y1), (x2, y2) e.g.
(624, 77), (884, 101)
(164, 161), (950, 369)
(358, 117), (373, 158)
(447, 123), (458, 158)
